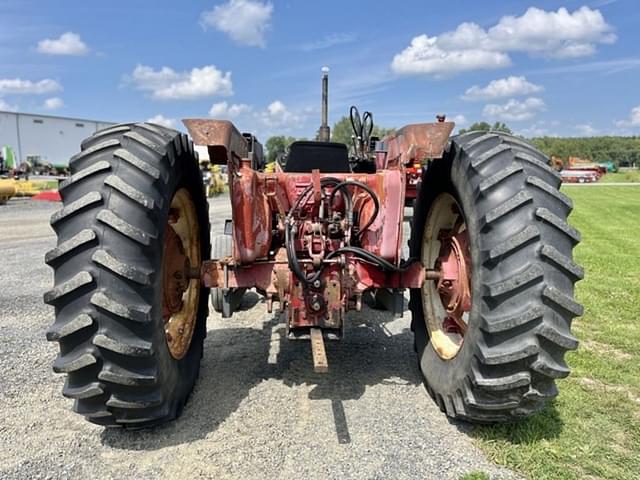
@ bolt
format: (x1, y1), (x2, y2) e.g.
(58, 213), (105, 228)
(313, 279), (321, 289)
(311, 302), (321, 311)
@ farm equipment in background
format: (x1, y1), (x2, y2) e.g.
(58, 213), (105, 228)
(598, 160), (617, 173)
(0, 177), (63, 203)
(550, 155), (613, 183)
(550, 155), (564, 172)
(560, 156), (605, 183)
(560, 169), (600, 183)
(0, 179), (18, 204)
(45, 68), (583, 428)
(0, 147), (41, 203)
(24, 155), (69, 176)
(199, 160), (226, 197)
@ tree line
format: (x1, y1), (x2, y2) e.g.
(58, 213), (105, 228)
(530, 136), (640, 166)
(264, 120), (640, 167)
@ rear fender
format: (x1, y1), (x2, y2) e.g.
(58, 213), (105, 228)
(383, 122), (455, 168)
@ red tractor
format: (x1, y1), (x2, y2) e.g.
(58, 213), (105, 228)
(45, 70), (583, 427)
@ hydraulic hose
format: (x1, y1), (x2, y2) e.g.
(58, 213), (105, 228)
(329, 180), (379, 239)
(326, 246), (416, 272)
(286, 177), (343, 285)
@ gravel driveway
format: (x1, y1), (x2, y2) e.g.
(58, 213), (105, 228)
(0, 196), (518, 480)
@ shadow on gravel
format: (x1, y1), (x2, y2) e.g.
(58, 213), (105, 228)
(237, 291), (262, 311)
(101, 307), (422, 450)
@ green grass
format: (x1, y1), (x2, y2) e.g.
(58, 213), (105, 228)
(599, 170), (640, 183)
(459, 472), (490, 480)
(29, 179), (59, 191)
(472, 186), (640, 480)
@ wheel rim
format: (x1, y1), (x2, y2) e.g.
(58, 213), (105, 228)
(421, 193), (472, 360)
(162, 188), (201, 360)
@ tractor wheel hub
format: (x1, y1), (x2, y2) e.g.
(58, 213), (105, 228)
(421, 193), (473, 360)
(161, 189), (202, 360)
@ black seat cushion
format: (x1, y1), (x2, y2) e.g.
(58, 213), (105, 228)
(284, 141), (350, 173)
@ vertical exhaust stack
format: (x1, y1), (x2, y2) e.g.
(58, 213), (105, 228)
(318, 66), (330, 142)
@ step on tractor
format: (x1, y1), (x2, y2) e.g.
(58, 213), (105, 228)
(45, 69), (584, 427)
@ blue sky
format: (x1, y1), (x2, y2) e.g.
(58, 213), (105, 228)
(0, 0), (638, 140)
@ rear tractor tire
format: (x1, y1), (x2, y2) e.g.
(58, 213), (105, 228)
(409, 131), (584, 423)
(44, 123), (211, 427)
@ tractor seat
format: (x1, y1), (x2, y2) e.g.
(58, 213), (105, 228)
(284, 141), (351, 173)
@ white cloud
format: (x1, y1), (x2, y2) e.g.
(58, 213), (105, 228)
(0, 98), (18, 112)
(483, 97), (546, 122)
(200, 0), (273, 48)
(391, 6), (615, 77)
(209, 101), (252, 118)
(129, 64), (233, 100)
(463, 76), (543, 101)
(391, 34), (510, 77)
(517, 121), (552, 138)
(147, 114), (176, 128)
(43, 97), (63, 110)
(206, 99), (306, 136)
(0, 78), (62, 95)
(452, 114), (467, 126)
(299, 33), (357, 52)
(575, 124), (599, 136)
(36, 32), (89, 56)
(259, 100), (303, 129)
(615, 106), (640, 128)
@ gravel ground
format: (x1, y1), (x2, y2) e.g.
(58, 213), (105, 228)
(0, 196), (519, 480)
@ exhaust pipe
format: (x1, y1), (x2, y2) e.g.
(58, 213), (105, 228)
(318, 66), (330, 142)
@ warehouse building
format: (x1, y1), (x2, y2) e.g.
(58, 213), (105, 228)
(0, 110), (115, 167)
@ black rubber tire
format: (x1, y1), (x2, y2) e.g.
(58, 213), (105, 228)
(210, 234), (246, 316)
(409, 131), (584, 423)
(44, 123), (211, 427)
(210, 234), (231, 313)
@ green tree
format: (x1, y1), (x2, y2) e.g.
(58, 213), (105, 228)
(265, 135), (297, 163)
(330, 116), (396, 147)
(529, 135), (640, 167)
(330, 116), (355, 146)
(374, 126), (396, 139)
(459, 121), (512, 135)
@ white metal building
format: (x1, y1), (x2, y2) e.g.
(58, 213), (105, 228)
(0, 110), (115, 167)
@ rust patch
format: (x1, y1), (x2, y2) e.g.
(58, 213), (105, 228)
(162, 226), (187, 317)
(182, 119), (248, 164)
(386, 122), (454, 166)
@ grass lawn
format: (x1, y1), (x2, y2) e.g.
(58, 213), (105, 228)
(600, 170), (640, 183)
(471, 186), (640, 480)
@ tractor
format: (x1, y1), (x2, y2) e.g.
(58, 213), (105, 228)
(45, 69), (583, 427)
